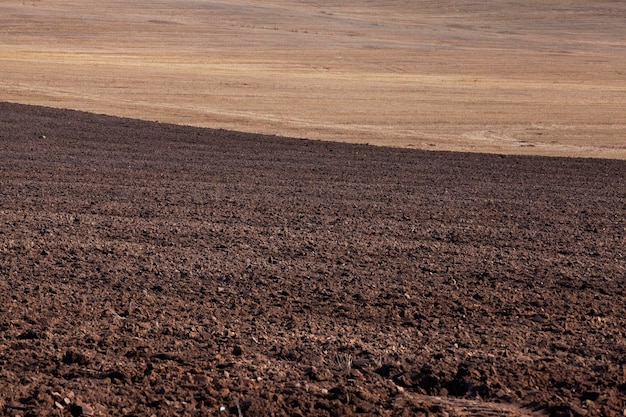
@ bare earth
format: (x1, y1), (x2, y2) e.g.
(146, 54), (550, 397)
(1, 0), (626, 158)
(1, 102), (626, 416)
(2, 1), (626, 416)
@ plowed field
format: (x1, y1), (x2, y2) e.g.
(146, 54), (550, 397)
(1, 102), (625, 416)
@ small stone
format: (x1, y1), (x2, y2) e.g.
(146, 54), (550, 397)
(7, 401), (26, 410)
(193, 374), (210, 385)
(62, 350), (88, 365)
(304, 366), (332, 381)
(570, 405), (588, 416)
(73, 402), (94, 416)
(54, 401), (65, 410)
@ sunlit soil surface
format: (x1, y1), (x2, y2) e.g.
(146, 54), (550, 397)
(1, 0), (625, 158)
(1, 102), (625, 416)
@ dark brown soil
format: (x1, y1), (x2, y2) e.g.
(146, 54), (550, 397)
(1, 101), (625, 417)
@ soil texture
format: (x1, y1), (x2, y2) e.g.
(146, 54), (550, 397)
(1, 102), (625, 416)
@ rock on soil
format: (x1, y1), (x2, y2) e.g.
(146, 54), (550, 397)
(0, 102), (625, 416)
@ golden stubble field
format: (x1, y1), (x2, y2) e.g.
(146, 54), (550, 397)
(1, 0), (625, 158)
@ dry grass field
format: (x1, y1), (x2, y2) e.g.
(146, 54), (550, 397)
(1, 0), (625, 157)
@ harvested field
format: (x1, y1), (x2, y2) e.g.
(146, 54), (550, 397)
(1, 102), (625, 416)
(1, 0), (626, 158)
